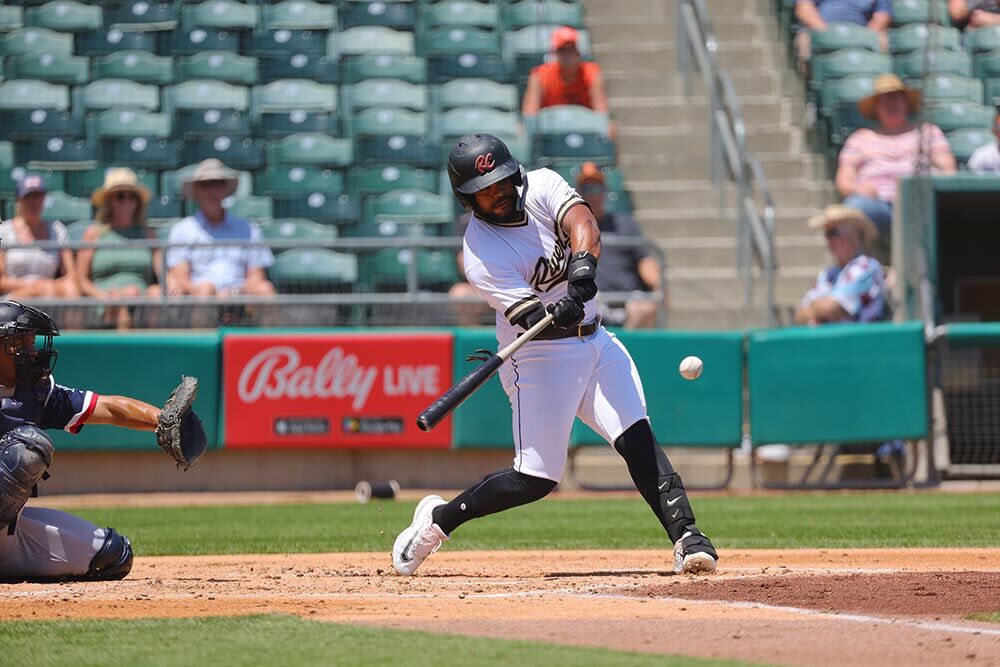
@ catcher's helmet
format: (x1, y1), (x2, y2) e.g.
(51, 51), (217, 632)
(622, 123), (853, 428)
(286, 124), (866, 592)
(0, 301), (59, 384)
(447, 134), (525, 224)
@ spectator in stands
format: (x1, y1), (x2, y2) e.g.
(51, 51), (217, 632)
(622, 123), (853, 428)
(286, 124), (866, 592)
(794, 0), (892, 68)
(835, 74), (956, 239)
(795, 205), (886, 325)
(77, 168), (161, 329)
(967, 112), (1000, 173)
(448, 212), (491, 326)
(948, 0), (1000, 28)
(0, 173), (79, 299)
(575, 163), (666, 329)
(521, 26), (610, 118)
(166, 159), (275, 298)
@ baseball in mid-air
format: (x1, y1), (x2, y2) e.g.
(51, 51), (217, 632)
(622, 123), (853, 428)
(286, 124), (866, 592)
(679, 356), (703, 380)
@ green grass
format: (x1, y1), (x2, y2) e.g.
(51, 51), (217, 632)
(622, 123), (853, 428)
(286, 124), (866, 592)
(969, 612), (1000, 624)
(64, 492), (1000, 556)
(0, 614), (761, 667)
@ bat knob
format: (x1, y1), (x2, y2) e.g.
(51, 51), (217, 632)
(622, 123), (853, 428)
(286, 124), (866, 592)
(416, 415), (432, 432)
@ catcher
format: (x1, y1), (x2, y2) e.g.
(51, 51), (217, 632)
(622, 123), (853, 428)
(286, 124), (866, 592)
(0, 300), (206, 582)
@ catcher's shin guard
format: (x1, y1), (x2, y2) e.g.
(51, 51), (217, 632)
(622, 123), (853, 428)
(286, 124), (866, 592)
(0, 425), (54, 534)
(84, 528), (134, 581)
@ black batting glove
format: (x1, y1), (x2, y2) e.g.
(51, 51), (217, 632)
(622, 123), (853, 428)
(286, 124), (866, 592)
(546, 296), (585, 329)
(566, 251), (598, 303)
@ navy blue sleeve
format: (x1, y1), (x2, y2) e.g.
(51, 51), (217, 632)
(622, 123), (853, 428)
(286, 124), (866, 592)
(41, 382), (99, 433)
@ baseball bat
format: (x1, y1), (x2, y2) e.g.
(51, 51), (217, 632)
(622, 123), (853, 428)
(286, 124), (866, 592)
(416, 312), (555, 432)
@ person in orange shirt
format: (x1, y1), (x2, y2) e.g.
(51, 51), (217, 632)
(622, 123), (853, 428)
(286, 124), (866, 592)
(521, 26), (610, 117)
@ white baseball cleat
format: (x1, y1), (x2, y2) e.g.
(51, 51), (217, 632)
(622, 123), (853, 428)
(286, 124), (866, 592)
(673, 529), (718, 574)
(392, 494), (449, 576)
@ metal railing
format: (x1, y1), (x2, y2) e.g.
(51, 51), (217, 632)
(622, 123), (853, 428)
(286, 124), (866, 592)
(676, 0), (778, 326)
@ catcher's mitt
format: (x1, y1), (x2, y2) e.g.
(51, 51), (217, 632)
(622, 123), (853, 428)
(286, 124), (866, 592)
(155, 376), (207, 470)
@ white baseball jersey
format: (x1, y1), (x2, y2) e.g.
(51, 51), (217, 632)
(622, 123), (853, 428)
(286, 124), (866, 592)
(462, 168), (599, 347)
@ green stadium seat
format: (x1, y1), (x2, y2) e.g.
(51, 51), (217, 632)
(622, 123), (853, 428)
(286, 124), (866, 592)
(345, 78), (429, 111)
(93, 51), (174, 85)
(427, 53), (512, 83)
(76, 28), (157, 57)
(272, 192), (360, 226)
(164, 80), (249, 111)
(146, 195), (184, 223)
(890, 0), (950, 26)
(963, 24), (1000, 54)
(946, 127), (994, 165)
(39, 190), (91, 222)
(0, 142), (14, 195)
(350, 107), (428, 136)
(436, 106), (518, 141)
(418, 1), (500, 31)
(252, 79), (337, 114)
(255, 109), (340, 138)
(328, 26), (415, 58)
(101, 137), (181, 170)
(0, 80), (69, 110)
(259, 54), (340, 84)
(0, 109), (83, 139)
(826, 104), (878, 149)
(76, 79), (160, 111)
(816, 73), (877, 118)
(160, 27), (240, 56)
(270, 248), (358, 293)
(105, 1), (179, 32)
(63, 218), (92, 242)
(349, 165), (440, 196)
(339, 0), (416, 30)
(351, 215), (439, 239)
(0, 7), (25, 32)
(985, 78), (1000, 106)
(262, 0), (336, 30)
(535, 132), (615, 166)
(65, 165), (158, 199)
(355, 134), (439, 167)
(895, 49), (971, 80)
(0, 28), (73, 57)
(162, 163), (254, 198)
(974, 51), (1000, 80)
(911, 74), (984, 105)
(529, 104), (610, 136)
(174, 108), (253, 138)
(176, 51), (259, 85)
(5, 52), (88, 85)
(924, 100), (995, 132)
(504, 0), (585, 30)
(808, 22), (881, 55)
(248, 28), (327, 57)
(184, 136), (266, 170)
(418, 27), (500, 56)
(888, 24), (961, 55)
(87, 109), (171, 138)
(18, 137), (98, 171)
(182, 0), (259, 31)
(810, 49), (890, 90)
(268, 132), (353, 168)
(342, 54), (426, 84)
(503, 25), (591, 59)
(364, 188), (452, 224)
(259, 218), (337, 248)
(362, 247), (457, 291)
(225, 195), (273, 220)
(25, 1), (102, 32)
(435, 78), (518, 111)
(256, 166), (345, 197)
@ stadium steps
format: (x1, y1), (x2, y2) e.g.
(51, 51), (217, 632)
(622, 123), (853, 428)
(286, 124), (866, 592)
(583, 0), (831, 329)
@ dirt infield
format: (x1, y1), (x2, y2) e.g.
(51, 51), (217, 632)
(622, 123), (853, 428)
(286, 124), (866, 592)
(3, 548), (1000, 666)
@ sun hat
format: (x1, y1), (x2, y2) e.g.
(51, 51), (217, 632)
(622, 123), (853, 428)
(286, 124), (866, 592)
(91, 167), (151, 207)
(807, 205), (878, 243)
(858, 73), (921, 120)
(181, 158), (239, 199)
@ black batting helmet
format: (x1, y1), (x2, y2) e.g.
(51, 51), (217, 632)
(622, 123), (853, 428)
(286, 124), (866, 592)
(0, 301), (59, 385)
(447, 134), (525, 223)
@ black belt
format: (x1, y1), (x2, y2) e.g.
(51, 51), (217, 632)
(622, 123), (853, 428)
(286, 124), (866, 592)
(529, 319), (600, 341)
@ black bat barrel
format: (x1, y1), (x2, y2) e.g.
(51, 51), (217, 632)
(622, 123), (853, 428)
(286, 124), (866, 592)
(416, 354), (504, 431)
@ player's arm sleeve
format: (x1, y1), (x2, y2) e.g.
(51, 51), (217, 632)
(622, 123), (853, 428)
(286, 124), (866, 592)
(829, 261), (879, 317)
(41, 378), (100, 434)
(530, 168), (589, 230)
(464, 251), (541, 327)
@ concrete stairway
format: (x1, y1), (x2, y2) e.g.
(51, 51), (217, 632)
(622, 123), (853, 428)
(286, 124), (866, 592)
(581, 0), (833, 329)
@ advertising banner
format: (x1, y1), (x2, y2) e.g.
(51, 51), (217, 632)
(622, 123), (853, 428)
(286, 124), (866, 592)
(224, 333), (452, 448)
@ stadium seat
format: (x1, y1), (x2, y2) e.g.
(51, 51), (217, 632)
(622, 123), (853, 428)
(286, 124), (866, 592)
(105, 1), (179, 32)
(503, 25), (591, 59)
(0, 80), (70, 110)
(807, 22), (881, 55)
(810, 49), (891, 90)
(345, 78), (429, 111)
(816, 73), (877, 119)
(963, 25), (1000, 54)
(826, 104), (878, 149)
(418, 2), (500, 31)
(339, 0), (416, 30)
(76, 28), (157, 57)
(529, 104), (610, 136)
(25, 1), (102, 32)
(261, 0), (336, 31)
(328, 26), (415, 58)
(924, 100), (995, 132)
(349, 165), (440, 196)
(342, 54), (427, 84)
(87, 109), (171, 138)
(272, 192), (360, 226)
(101, 137), (181, 170)
(160, 27), (240, 56)
(259, 54), (340, 84)
(985, 78), (1000, 106)
(63, 218), (92, 242)
(362, 247), (457, 291)
(18, 137), (98, 170)
(65, 165), (158, 199)
(225, 194), (273, 221)
(269, 248), (358, 294)
(249, 28), (328, 57)
(255, 109), (340, 137)
(182, 0), (259, 31)
(164, 80), (250, 111)
(355, 134), (440, 167)
(973, 51), (1000, 80)
(895, 49), (971, 80)
(435, 78), (518, 111)
(504, 0), (585, 30)
(76, 79), (160, 111)
(890, 0), (950, 26)
(5, 53), (88, 85)
(418, 27), (500, 56)
(256, 166), (345, 197)
(39, 190), (91, 222)
(364, 188), (453, 224)
(259, 218), (337, 248)
(350, 107), (428, 136)
(351, 215), (440, 239)
(946, 127), (994, 165)
(0, 7), (24, 32)
(0, 141), (14, 195)
(268, 132), (353, 168)
(0, 28), (73, 57)
(888, 24), (961, 55)
(252, 79), (337, 114)
(93, 51), (174, 85)
(176, 51), (259, 85)
(1, 108), (83, 139)
(146, 194), (184, 223)
(183, 136), (266, 170)
(174, 108), (253, 138)
(427, 53), (512, 83)
(535, 132), (615, 166)
(436, 106), (519, 141)
(912, 74), (984, 105)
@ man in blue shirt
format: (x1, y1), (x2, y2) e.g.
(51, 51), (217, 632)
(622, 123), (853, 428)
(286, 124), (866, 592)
(795, 0), (892, 68)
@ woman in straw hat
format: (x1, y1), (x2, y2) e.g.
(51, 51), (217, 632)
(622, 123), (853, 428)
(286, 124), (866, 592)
(795, 205), (887, 325)
(78, 168), (161, 329)
(835, 73), (955, 241)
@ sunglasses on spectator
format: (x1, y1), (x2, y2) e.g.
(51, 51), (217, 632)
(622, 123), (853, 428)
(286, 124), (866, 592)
(823, 227), (842, 239)
(196, 180), (229, 188)
(113, 191), (138, 201)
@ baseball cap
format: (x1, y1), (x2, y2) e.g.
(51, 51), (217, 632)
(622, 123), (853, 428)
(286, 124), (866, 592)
(551, 26), (579, 51)
(15, 173), (46, 198)
(575, 162), (606, 189)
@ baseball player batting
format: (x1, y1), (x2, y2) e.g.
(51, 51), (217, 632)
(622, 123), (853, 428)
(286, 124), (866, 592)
(392, 134), (718, 576)
(0, 301), (207, 582)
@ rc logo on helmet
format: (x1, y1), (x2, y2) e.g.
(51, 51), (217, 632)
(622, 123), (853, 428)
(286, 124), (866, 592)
(474, 153), (495, 175)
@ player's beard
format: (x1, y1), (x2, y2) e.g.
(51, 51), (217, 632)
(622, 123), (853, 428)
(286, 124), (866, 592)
(488, 195), (523, 225)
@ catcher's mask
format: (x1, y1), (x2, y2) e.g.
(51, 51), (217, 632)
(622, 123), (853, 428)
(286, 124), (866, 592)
(0, 301), (59, 385)
(447, 133), (526, 225)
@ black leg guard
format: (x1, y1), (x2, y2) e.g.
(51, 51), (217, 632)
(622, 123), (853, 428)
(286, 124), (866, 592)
(614, 420), (699, 544)
(432, 468), (557, 535)
(84, 528), (134, 581)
